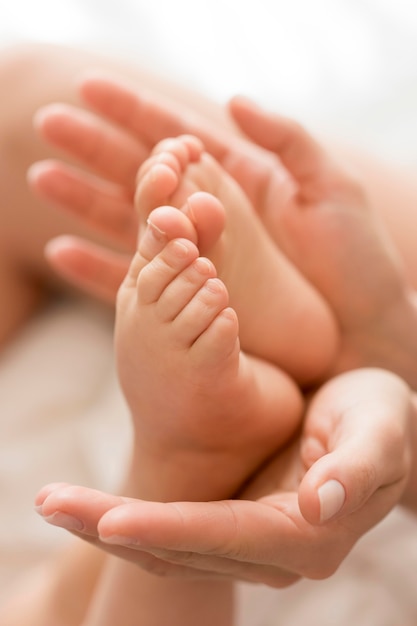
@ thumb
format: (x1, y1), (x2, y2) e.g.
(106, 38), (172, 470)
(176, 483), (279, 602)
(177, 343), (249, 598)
(297, 369), (412, 525)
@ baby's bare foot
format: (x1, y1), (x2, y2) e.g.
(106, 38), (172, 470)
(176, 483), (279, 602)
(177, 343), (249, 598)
(116, 206), (303, 500)
(135, 136), (339, 385)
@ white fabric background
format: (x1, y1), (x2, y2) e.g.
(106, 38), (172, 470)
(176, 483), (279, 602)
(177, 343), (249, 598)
(1, 1), (417, 624)
(3, 0), (417, 162)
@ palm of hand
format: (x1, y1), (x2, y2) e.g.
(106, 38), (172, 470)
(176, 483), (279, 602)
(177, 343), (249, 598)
(226, 140), (414, 378)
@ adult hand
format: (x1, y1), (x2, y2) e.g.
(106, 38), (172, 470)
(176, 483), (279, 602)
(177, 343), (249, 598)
(28, 76), (292, 301)
(36, 369), (412, 588)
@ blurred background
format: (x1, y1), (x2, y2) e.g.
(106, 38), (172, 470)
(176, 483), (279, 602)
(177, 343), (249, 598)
(2, 0), (417, 162)
(1, 2), (417, 625)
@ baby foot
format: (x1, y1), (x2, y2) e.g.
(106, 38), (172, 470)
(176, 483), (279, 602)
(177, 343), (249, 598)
(135, 135), (339, 385)
(116, 204), (303, 500)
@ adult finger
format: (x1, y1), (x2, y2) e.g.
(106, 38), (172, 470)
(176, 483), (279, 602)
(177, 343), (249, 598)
(45, 236), (129, 303)
(79, 75), (292, 215)
(78, 75), (237, 166)
(34, 103), (144, 187)
(229, 96), (347, 202)
(28, 160), (137, 250)
(298, 369), (412, 525)
(96, 494), (353, 582)
(36, 484), (228, 579)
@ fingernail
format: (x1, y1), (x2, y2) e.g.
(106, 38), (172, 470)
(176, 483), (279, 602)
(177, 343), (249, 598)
(318, 480), (345, 523)
(43, 512), (85, 532)
(99, 534), (139, 547)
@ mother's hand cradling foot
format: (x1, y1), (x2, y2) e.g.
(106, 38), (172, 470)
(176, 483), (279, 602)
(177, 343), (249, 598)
(35, 368), (412, 588)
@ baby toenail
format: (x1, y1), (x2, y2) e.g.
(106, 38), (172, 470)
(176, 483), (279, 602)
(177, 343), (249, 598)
(204, 278), (223, 294)
(184, 199), (197, 224)
(194, 257), (213, 274)
(146, 218), (166, 241)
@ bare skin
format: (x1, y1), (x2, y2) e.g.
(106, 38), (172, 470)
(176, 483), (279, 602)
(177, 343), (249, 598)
(2, 42), (417, 625)
(32, 72), (417, 296)
(134, 134), (338, 384)
(0, 42), (238, 348)
(228, 98), (417, 385)
(116, 199), (302, 501)
(37, 85), (417, 388)
(130, 103), (417, 391)
(34, 90), (417, 595)
(37, 367), (413, 586)
(35, 113), (417, 595)
(0, 43), (244, 626)
(2, 41), (417, 375)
